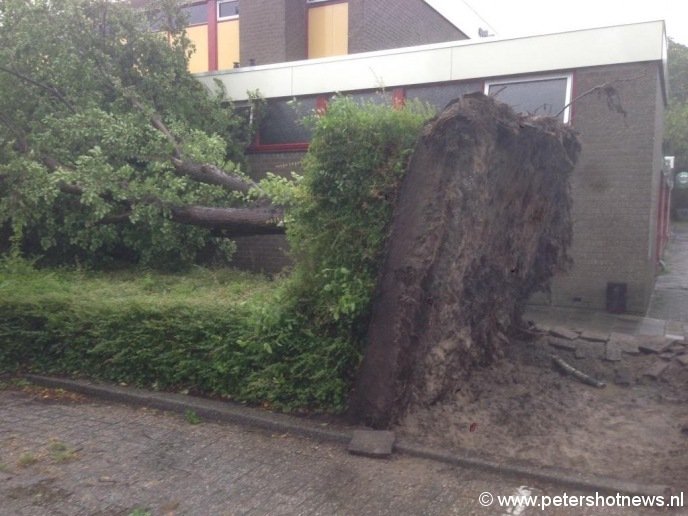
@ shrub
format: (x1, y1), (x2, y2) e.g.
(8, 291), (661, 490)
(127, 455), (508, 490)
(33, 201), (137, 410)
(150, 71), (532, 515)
(0, 96), (434, 412)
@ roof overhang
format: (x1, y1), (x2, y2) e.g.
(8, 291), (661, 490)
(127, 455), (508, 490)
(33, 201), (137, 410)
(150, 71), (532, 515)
(197, 20), (668, 104)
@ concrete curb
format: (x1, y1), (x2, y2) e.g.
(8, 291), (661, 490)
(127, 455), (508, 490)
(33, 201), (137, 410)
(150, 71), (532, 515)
(26, 374), (671, 498)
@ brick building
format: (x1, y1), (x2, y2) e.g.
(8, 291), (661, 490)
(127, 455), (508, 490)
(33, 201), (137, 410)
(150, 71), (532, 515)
(196, 19), (669, 314)
(151, 0), (493, 73)
(170, 3), (667, 315)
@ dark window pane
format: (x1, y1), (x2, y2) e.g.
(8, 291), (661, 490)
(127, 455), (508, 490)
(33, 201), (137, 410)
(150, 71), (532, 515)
(348, 90), (395, 105)
(219, 1), (239, 18)
(406, 82), (482, 110)
(488, 78), (568, 120)
(182, 4), (207, 25)
(259, 98), (318, 145)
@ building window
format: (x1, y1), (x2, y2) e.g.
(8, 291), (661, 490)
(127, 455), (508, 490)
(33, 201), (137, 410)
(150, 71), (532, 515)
(253, 97), (318, 150)
(484, 74), (572, 122)
(181, 3), (208, 26)
(406, 82), (483, 111)
(218, 0), (239, 21)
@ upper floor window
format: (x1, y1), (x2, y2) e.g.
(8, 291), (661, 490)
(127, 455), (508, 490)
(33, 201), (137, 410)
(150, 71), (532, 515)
(218, 0), (239, 21)
(485, 74), (572, 123)
(181, 3), (208, 26)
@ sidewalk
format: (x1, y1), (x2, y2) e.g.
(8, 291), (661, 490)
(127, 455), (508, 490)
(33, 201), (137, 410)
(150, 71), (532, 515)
(648, 221), (688, 322)
(0, 386), (646, 516)
(525, 221), (688, 340)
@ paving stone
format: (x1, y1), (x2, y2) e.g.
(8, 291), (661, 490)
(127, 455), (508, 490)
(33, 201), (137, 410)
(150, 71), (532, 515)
(608, 333), (640, 355)
(664, 321), (684, 341)
(676, 354), (688, 367)
(604, 342), (623, 362)
(660, 351), (676, 361)
(548, 336), (577, 351)
(578, 331), (609, 343)
(549, 327), (579, 340)
(614, 370), (634, 386)
(638, 336), (672, 354)
(347, 430), (395, 458)
(642, 361), (670, 380)
(669, 341), (686, 352)
(574, 346), (588, 359)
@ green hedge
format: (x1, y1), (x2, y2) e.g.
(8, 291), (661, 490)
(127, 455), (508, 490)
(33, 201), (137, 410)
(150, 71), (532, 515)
(0, 97), (434, 412)
(0, 264), (354, 410)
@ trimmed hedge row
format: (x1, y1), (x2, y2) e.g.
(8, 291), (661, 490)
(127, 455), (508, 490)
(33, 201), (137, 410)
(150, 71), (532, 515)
(0, 268), (356, 411)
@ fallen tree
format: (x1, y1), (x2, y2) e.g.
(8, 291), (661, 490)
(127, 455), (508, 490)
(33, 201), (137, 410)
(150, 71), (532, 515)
(0, 0), (277, 267)
(349, 93), (581, 427)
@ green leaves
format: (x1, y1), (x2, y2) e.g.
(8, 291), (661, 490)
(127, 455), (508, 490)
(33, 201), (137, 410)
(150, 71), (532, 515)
(285, 96), (433, 335)
(0, 0), (248, 269)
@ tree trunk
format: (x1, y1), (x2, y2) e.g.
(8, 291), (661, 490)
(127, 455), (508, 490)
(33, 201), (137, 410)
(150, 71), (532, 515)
(170, 205), (284, 235)
(348, 93), (580, 428)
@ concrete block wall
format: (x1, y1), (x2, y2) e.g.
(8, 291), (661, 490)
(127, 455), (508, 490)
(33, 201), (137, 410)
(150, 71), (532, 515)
(548, 62), (664, 313)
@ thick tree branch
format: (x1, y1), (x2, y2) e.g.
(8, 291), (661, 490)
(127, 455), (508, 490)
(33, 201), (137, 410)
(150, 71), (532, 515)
(170, 205), (284, 234)
(127, 95), (260, 195)
(57, 179), (283, 235)
(0, 65), (76, 113)
(170, 158), (257, 194)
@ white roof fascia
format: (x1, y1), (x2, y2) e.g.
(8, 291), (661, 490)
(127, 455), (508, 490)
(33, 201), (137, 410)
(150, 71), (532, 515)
(196, 21), (667, 102)
(423, 0), (496, 38)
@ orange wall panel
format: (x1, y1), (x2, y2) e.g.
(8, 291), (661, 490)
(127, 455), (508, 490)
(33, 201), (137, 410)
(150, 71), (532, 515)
(218, 20), (240, 70)
(186, 24), (209, 73)
(308, 3), (348, 59)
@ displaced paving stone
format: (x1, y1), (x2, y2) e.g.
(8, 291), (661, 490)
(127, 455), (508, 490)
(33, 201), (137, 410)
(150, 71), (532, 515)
(575, 346), (588, 359)
(665, 321), (684, 341)
(638, 336), (672, 354)
(660, 352), (676, 361)
(348, 430), (395, 458)
(548, 336), (577, 351)
(614, 370), (634, 387)
(578, 331), (609, 343)
(642, 361), (670, 380)
(549, 327), (579, 340)
(669, 341), (686, 352)
(609, 333), (640, 355)
(676, 354), (688, 367)
(604, 342), (623, 362)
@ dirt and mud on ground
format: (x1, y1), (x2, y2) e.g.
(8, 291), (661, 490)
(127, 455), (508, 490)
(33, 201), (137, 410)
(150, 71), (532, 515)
(397, 328), (688, 488)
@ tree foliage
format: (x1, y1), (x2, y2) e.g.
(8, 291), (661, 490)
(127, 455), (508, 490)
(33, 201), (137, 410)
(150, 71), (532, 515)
(0, 0), (272, 268)
(665, 39), (688, 171)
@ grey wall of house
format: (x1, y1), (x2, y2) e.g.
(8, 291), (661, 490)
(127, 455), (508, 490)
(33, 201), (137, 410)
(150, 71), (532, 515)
(547, 62), (664, 313)
(239, 0), (307, 66)
(348, 0), (467, 53)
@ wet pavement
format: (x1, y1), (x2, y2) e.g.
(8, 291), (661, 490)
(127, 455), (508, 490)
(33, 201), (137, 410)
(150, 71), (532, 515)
(526, 221), (688, 338)
(648, 221), (688, 322)
(0, 388), (651, 516)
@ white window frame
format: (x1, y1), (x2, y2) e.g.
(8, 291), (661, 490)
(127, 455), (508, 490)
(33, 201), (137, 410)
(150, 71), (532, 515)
(217, 0), (239, 21)
(483, 73), (573, 123)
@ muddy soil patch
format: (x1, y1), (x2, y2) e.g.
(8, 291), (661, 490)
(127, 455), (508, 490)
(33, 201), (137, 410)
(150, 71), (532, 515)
(397, 333), (688, 487)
